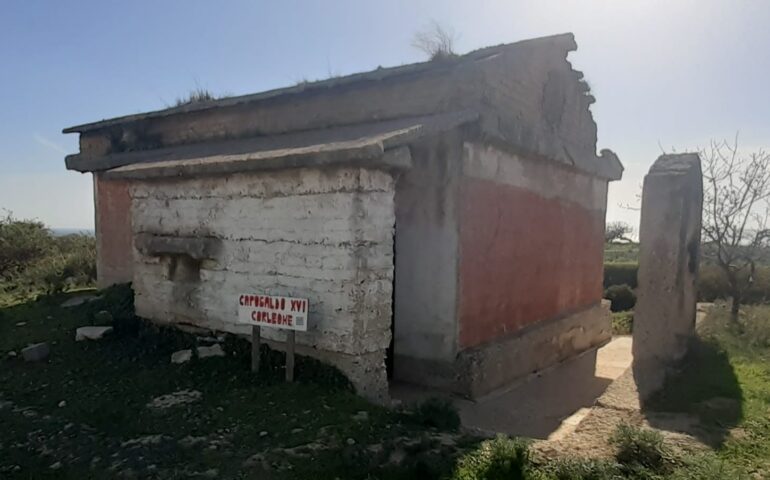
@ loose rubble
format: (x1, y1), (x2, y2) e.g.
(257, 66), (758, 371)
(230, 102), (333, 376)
(146, 390), (202, 410)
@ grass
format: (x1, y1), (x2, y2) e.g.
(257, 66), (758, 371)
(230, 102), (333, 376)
(604, 243), (639, 263)
(645, 303), (770, 476)
(3, 285), (770, 478)
(611, 311), (634, 335)
(0, 286), (480, 479)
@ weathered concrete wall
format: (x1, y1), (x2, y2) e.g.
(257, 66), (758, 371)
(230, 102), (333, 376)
(458, 143), (608, 349)
(633, 153), (702, 399)
(458, 302), (612, 397)
(392, 133), (463, 388)
(93, 175), (134, 287)
(128, 167), (396, 402)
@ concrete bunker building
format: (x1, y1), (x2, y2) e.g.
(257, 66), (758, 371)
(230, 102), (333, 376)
(64, 33), (622, 403)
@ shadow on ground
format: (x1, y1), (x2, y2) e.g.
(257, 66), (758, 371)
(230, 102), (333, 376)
(643, 336), (743, 448)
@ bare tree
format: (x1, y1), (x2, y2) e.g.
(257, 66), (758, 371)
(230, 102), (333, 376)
(412, 22), (457, 61)
(701, 135), (770, 319)
(605, 221), (634, 243)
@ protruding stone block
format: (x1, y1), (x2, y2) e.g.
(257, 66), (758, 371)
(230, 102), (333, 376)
(633, 153), (702, 398)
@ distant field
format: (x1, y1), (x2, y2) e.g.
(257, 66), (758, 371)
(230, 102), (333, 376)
(50, 228), (95, 237)
(604, 243), (639, 263)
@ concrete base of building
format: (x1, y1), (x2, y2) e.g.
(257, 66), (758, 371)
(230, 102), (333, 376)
(394, 301), (612, 399)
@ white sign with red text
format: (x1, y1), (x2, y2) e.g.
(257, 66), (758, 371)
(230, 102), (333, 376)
(237, 294), (308, 331)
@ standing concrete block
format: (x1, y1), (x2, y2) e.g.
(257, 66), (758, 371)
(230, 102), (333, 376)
(633, 153), (702, 398)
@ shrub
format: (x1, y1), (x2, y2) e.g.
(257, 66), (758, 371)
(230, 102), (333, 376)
(603, 263), (638, 289)
(667, 454), (748, 479)
(535, 458), (622, 480)
(0, 213), (54, 279)
(0, 212), (96, 300)
(611, 311), (633, 335)
(610, 424), (673, 474)
(603, 285), (636, 312)
(452, 435), (533, 480)
(697, 264), (770, 303)
(412, 397), (461, 431)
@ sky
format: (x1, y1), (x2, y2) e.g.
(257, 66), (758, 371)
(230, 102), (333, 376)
(1, 0), (769, 230)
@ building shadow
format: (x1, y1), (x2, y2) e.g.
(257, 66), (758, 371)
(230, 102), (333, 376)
(641, 336), (743, 448)
(392, 346), (619, 439)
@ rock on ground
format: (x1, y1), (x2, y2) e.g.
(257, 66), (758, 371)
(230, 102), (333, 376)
(76, 326), (114, 341)
(171, 349), (193, 364)
(146, 390), (202, 410)
(21, 343), (50, 362)
(61, 294), (100, 308)
(197, 344), (225, 359)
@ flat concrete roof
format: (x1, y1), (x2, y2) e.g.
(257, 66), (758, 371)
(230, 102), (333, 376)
(72, 111), (479, 179)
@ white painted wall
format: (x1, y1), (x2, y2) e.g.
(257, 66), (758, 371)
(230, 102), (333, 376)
(129, 167), (395, 357)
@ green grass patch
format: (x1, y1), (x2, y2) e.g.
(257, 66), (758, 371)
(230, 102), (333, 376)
(3, 287), (770, 478)
(611, 311), (634, 335)
(0, 286), (480, 479)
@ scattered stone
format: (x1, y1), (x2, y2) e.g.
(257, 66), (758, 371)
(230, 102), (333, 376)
(146, 389), (202, 410)
(58, 400), (67, 408)
(388, 448), (406, 465)
(75, 326), (114, 341)
(21, 342), (50, 362)
(197, 344), (225, 359)
(61, 294), (99, 308)
(291, 428), (304, 434)
(200, 468), (218, 478)
(49, 462), (62, 470)
(196, 336), (221, 345)
(243, 453), (267, 468)
(346, 438), (356, 446)
(259, 431), (268, 437)
(170, 349), (193, 364)
(121, 435), (166, 448)
(94, 310), (114, 323)
(352, 411), (369, 422)
(15, 322), (26, 327)
(179, 435), (208, 448)
(7, 351), (17, 358)
(367, 443), (384, 454)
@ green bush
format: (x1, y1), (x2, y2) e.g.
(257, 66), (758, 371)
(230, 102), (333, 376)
(412, 397), (461, 431)
(697, 264), (770, 303)
(535, 458), (622, 480)
(604, 261), (770, 305)
(452, 435), (533, 480)
(0, 213), (54, 279)
(667, 454), (748, 479)
(610, 424), (673, 474)
(11, 234), (96, 295)
(611, 311), (633, 335)
(603, 263), (638, 289)
(603, 285), (636, 312)
(0, 212), (96, 300)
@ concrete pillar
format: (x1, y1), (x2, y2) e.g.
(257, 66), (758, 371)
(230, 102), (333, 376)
(632, 153), (702, 398)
